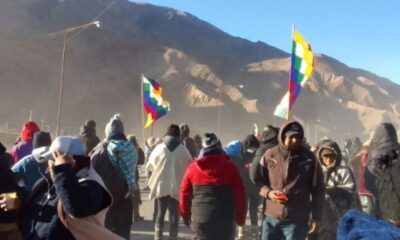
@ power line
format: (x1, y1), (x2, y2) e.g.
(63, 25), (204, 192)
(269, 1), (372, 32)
(67, 0), (118, 41)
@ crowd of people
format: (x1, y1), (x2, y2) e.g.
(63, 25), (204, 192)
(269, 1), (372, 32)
(0, 114), (399, 240)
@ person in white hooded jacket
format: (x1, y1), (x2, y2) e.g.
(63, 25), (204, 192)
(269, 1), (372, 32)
(145, 124), (192, 240)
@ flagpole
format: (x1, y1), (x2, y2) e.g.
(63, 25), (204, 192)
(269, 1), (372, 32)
(141, 74), (146, 146)
(217, 86), (222, 136)
(287, 24), (296, 121)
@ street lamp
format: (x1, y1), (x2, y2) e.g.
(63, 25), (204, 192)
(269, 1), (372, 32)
(55, 21), (100, 137)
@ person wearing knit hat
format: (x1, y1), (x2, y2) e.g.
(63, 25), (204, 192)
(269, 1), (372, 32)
(105, 114), (124, 139)
(145, 124), (192, 240)
(91, 113), (138, 239)
(225, 134), (261, 240)
(10, 121), (40, 165)
(179, 123), (198, 158)
(180, 132), (247, 240)
(197, 133), (222, 158)
(12, 131), (52, 191)
(80, 119), (100, 155)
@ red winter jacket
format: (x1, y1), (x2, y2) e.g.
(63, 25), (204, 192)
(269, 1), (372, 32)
(179, 152), (247, 226)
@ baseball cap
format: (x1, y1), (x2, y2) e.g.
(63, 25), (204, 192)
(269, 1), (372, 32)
(39, 136), (86, 162)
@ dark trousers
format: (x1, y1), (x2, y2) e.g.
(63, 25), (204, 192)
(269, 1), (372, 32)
(105, 198), (133, 240)
(248, 191), (261, 226)
(155, 196), (179, 239)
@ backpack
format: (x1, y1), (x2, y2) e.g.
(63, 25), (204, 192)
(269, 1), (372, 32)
(90, 142), (128, 203)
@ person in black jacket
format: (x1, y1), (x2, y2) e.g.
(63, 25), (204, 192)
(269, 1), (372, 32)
(366, 122), (400, 226)
(80, 120), (100, 155)
(0, 142), (22, 240)
(250, 125), (279, 185)
(179, 124), (198, 158)
(3, 137), (113, 240)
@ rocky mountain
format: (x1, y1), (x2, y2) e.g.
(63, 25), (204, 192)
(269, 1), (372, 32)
(0, 0), (399, 144)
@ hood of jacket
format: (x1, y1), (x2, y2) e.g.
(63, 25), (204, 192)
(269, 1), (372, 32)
(368, 122), (399, 176)
(317, 139), (343, 170)
(163, 136), (181, 152)
(278, 121), (304, 151)
(195, 153), (229, 175)
(224, 140), (242, 158)
(20, 121), (40, 142)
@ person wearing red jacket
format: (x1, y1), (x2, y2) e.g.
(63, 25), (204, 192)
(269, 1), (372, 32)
(180, 133), (247, 240)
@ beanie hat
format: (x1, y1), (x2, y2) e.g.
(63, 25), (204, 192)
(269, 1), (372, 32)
(180, 123), (190, 138)
(32, 131), (52, 149)
(202, 133), (221, 149)
(105, 114), (124, 138)
(284, 122), (303, 139)
(20, 121), (40, 141)
(166, 124), (180, 138)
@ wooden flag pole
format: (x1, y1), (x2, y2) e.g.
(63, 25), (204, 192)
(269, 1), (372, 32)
(141, 74), (146, 146)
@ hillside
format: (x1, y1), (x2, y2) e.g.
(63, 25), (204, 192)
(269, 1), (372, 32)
(0, 0), (398, 143)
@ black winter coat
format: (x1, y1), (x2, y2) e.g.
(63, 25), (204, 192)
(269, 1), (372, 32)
(367, 122), (400, 223)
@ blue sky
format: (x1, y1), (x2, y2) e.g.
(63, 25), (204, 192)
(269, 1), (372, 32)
(138, 0), (400, 84)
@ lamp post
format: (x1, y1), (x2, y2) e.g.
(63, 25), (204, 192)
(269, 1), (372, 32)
(55, 21), (100, 137)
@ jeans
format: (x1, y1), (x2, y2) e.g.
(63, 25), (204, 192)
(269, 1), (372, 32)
(261, 216), (308, 240)
(155, 196), (179, 239)
(360, 195), (375, 215)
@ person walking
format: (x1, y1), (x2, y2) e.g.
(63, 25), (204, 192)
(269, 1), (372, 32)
(146, 124), (192, 240)
(90, 114), (138, 239)
(179, 124), (198, 158)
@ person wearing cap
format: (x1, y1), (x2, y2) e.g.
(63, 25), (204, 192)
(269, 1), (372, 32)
(12, 131), (52, 192)
(90, 114), (138, 239)
(0, 142), (23, 240)
(79, 120), (101, 155)
(146, 124), (192, 240)
(180, 133), (247, 240)
(10, 121), (40, 165)
(312, 139), (357, 240)
(1, 136), (119, 240)
(257, 121), (324, 240)
(225, 135), (260, 240)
